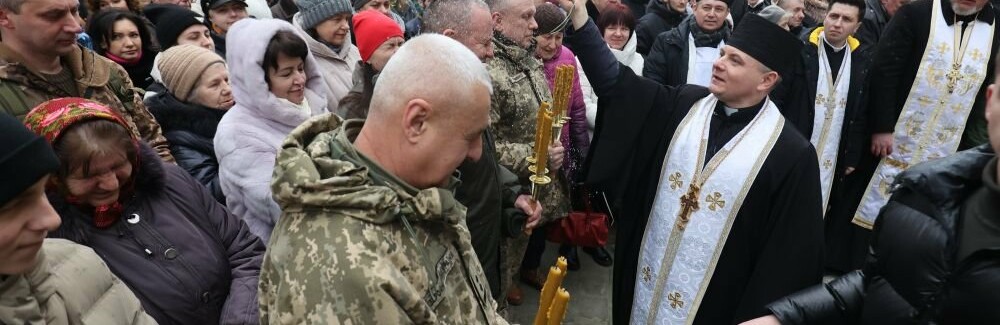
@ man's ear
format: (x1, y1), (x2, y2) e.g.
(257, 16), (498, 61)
(986, 84), (996, 123)
(492, 11), (503, 32)
(442, 28), (457, 38)
(0, 9), (15, 30)
(402, 98), (432, 144)
(758, 71), (780, 92)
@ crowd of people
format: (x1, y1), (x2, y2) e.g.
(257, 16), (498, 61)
(0, 0), (998, 322)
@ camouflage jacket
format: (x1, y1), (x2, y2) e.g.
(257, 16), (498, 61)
(0, 43), (172, 161)
(260, 114), (507, 325)
(487, 34), (568, 221)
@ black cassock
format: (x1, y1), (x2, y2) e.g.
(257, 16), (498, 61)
(567, 20), (825, 325)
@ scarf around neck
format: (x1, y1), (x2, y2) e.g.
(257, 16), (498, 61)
(689, 18), (731, 48)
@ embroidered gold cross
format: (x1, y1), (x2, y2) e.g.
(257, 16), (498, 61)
(823, 159), (833, 170)
(641, 266), (652, 283)
(669, 172), (683, 190)
(676, 183), (701, 231)
(706, 192), (726, 211)
(945, 63), (962, 94)
(667, 291), (684, 309)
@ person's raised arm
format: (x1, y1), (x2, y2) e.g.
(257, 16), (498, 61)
(558, 0), (621, 98)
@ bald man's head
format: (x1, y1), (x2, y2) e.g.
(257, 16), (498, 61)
(360, 34), (492, 189)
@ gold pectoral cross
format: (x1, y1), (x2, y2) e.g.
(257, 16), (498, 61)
(945, 63), (962, 94)
(676, 183), (701, 231)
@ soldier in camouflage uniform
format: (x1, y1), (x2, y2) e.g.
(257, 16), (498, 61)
(259, 34), (507, 324)
(0, 0), (172, 161)
(485, 0), (572, 308)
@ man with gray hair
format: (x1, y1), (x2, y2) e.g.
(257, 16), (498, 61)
(422, 0), (545, 310)
(485, 0), (568, 307)
(259, 33), (508, 324)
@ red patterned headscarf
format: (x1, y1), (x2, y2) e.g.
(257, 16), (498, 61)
(23, 98), (140, 228)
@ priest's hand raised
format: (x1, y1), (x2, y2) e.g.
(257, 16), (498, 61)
(555, 0), (589, 30)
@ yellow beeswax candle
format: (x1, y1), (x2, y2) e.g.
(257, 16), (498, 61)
(533, 267), (564, 325)
(556, 256), (568, 274)
(547, 288), (571, 325)
(535, 111), (552, 174)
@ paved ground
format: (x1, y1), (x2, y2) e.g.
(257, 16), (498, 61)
(507, 233), (615, 325)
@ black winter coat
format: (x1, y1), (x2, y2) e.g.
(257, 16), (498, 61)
(643, 16), (693, 86)
(145, 91), (227, 203)
(768, 145), (1000, 324)
(48, 144), (265, 325)
(635, 0), (688, 56)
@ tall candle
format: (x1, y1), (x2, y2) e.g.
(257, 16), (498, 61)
(535, 111), (552, 175)
(556, 256), (568, 274)
(533, 267), (564, 325)
(531, 102), (549, 162)
(547, 288), (571, 325)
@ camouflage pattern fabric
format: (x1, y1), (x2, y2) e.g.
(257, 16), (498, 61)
(486, 33), (572, 311)
(0, 43), (173, 162)
(260, 114), (508, 325)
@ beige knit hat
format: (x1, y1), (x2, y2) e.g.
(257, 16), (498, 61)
(158, 44), (226, 101)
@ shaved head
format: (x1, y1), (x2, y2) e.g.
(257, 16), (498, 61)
(357, 34), (493, 189)
(369, 34), (492, 119)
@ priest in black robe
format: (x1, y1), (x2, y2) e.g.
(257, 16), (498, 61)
(558, 0), (826, 323)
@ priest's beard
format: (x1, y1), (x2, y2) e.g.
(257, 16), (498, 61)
(951, 2), (984, 16)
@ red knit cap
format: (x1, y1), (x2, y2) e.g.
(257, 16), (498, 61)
(353, 10), (404, 63)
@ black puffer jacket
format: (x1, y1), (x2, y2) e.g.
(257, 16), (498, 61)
(635, 0), (688, 56)
(145, 91), (227, 203)
(768, 145), (1000, 324)
(642, 16), (692, 86)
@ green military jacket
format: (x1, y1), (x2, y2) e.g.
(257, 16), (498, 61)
(486, 34), (569, 222)
(260, 114), (507, 325)
(0, 43), (172, 161)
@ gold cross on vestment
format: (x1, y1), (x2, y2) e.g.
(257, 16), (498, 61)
(676, 184), (701, 231)
(946, 63), (962, 94)
(823, 159), (833, 170)
(667, 291), (684, 309)
(641, 266), (652, 283)
(706, 192), (726, 211)
(669, 172), (683, 190)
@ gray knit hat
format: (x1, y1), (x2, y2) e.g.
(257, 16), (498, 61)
(297, 0), (355, 30)
(757, 5), (788, 27)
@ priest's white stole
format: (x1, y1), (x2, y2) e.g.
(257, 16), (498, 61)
(631, 95), (784, 325)
(853, 0), (994, 229)
(811, 32), (852, 214)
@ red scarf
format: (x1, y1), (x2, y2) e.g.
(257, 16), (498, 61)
(105, 49), (143, 66)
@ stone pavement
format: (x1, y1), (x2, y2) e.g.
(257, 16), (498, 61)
(507, 234), (615, 325)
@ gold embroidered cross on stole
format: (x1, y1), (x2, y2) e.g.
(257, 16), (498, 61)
(676, 183), (701, 231)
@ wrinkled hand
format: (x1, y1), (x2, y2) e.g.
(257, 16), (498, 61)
(871, 133), (893, 157)
(548, 142), (565, 173)
(845, 167), (856, 175)
(515, 194), (543, 234)
(738, 315), (781, 325)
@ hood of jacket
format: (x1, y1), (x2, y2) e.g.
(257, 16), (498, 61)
(225, 18), (330, 123)
(807, 27), (860, 51)
(493, 31), (542, 70)
(271, 114), (465, 225)
(291, 13), (358, 63)
(145, 91), (227, 139)
(611, 30), (641, 63)
(0, 43), (113, 94)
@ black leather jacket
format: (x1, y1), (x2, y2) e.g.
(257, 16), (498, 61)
(768, 145), (1000, 324)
